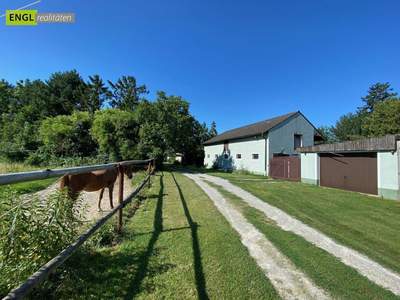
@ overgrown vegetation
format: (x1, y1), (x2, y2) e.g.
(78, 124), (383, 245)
(318, 82), (400, 142)
(0, 189), (83, 297)
(0, 71), (218, 167)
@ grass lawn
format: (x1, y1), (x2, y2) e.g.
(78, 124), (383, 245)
(207, 172), (400, 274)
(49, 171), (279, 299)
(206, 180), (398, 299)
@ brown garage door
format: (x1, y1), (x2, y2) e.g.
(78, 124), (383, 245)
(269, 156), (300, 181)
(320, 152), (377, 195)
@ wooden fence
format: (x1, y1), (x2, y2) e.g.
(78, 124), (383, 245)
(1, 158), (155, 300)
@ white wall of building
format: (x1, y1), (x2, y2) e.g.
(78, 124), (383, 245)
(204, 137), (266, 175)
(378, 150), (399, 200)
(300, 153), (319, 185)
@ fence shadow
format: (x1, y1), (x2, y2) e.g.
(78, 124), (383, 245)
(123, 172), (165, 299)
(171, 172), (209, 300)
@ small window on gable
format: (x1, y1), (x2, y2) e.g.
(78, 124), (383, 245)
(236, 154), (241, 159)
(294, 134), (303, 150)
(207, 154), (210, 158)
(252, 154), (259, 159)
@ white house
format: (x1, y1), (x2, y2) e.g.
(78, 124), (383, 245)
(203, 111), (322, 175)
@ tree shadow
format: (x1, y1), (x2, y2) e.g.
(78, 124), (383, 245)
(171, 172), (209, 300)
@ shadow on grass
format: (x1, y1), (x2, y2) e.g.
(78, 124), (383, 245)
(171, 172), (209, 300)
(123, 172), (165, 299)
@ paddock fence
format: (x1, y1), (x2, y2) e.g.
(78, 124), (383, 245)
(0, 158), (155, 300)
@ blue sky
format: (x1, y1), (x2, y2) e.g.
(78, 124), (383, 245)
(1, 0), (399, 133)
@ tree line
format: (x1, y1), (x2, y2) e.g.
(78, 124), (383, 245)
(318, 82), (400, 143)
(0, 70), (218, 165)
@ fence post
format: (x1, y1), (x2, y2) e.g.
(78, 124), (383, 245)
(117, 164), (124, 233)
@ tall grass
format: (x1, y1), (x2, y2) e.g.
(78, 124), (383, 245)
(0, 188), (83, 297)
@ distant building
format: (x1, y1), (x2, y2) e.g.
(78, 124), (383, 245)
(203, 111), (322, 175)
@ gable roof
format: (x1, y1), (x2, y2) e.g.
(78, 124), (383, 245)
(204, 111), (299, 145)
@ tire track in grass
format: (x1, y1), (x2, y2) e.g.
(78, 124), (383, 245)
(207, 180), (398, 299)
(198, 173), (400, 296)
(185, 173), (330, 300)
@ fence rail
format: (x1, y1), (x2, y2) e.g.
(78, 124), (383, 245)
(1, 158), (155, 300)
(0, 159), (153, 186)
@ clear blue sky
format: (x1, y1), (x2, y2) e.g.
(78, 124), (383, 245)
(1, 0), (399, 132)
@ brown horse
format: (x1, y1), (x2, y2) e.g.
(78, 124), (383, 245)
(60, 165), (134, 211)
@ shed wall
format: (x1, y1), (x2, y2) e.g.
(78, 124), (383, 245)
(378, 150), (400, 200)
(204, 137), (266, 175)
(268, 114), (315, 166)
(300, 153), (319, 185)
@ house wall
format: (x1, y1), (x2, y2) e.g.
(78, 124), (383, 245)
(267, 114), (315, 173)
(378, 150), (400, 200)
(300, 153), (319, 185)
(204, 137), (266, 175)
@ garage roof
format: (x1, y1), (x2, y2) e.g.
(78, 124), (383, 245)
(298, 134), (400, 153)
(204, 111), (299, 145)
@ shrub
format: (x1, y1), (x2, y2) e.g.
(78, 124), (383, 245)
(0, 188), (83, 296)
(38, 111), (97, 159)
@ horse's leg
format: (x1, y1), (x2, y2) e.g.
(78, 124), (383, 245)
(109, 185), (114, 209)
(98, 188), (105, 211)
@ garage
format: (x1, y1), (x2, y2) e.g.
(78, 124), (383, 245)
(299, 134), (400, 200)
(320, 152), (377, 195)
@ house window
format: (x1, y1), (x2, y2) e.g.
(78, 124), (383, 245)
(294, 134), (303, 150)
(207, 154), (210, 158)
(252, 154), (259, 159)
(236, 154), (241, 159)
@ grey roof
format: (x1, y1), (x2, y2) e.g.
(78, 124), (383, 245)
(298, 134), (400, 153)
(204, 112), (298, 145)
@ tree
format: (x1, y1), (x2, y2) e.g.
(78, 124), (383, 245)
(0, 80), (13, 115)
(91, 109), (139, 161)
(46, 70), (87, 115)
(209, 121), (218, 138)
(331, 112), (365, 141)
(317, 126), (337, 143)
(363, 99), (400, 136)
(108, 76), (148, 111)
(85, 75), (110, 115)
(359, 82), (397, 113)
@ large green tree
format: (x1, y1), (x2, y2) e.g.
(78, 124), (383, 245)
(363, 99), (400, 136)
(108, 76), (148, 111)
(359, 82), (397, 113)
(85, 75), (110, 115)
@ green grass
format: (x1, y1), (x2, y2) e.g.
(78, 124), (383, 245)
(0, 162), (56, 195)
(49, 171), (279, 299)
(206, 181), (398, 299)
(207, 172), (400, 274)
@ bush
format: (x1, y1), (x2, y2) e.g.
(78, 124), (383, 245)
(0, 188), (83, 296)
(39, 111), (97, 159)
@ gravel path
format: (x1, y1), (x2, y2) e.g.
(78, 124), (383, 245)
(185, 173), (330, 300)
(198, 173), (400, 296)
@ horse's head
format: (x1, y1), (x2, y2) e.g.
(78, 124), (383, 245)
(124, 165), (134, 179)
